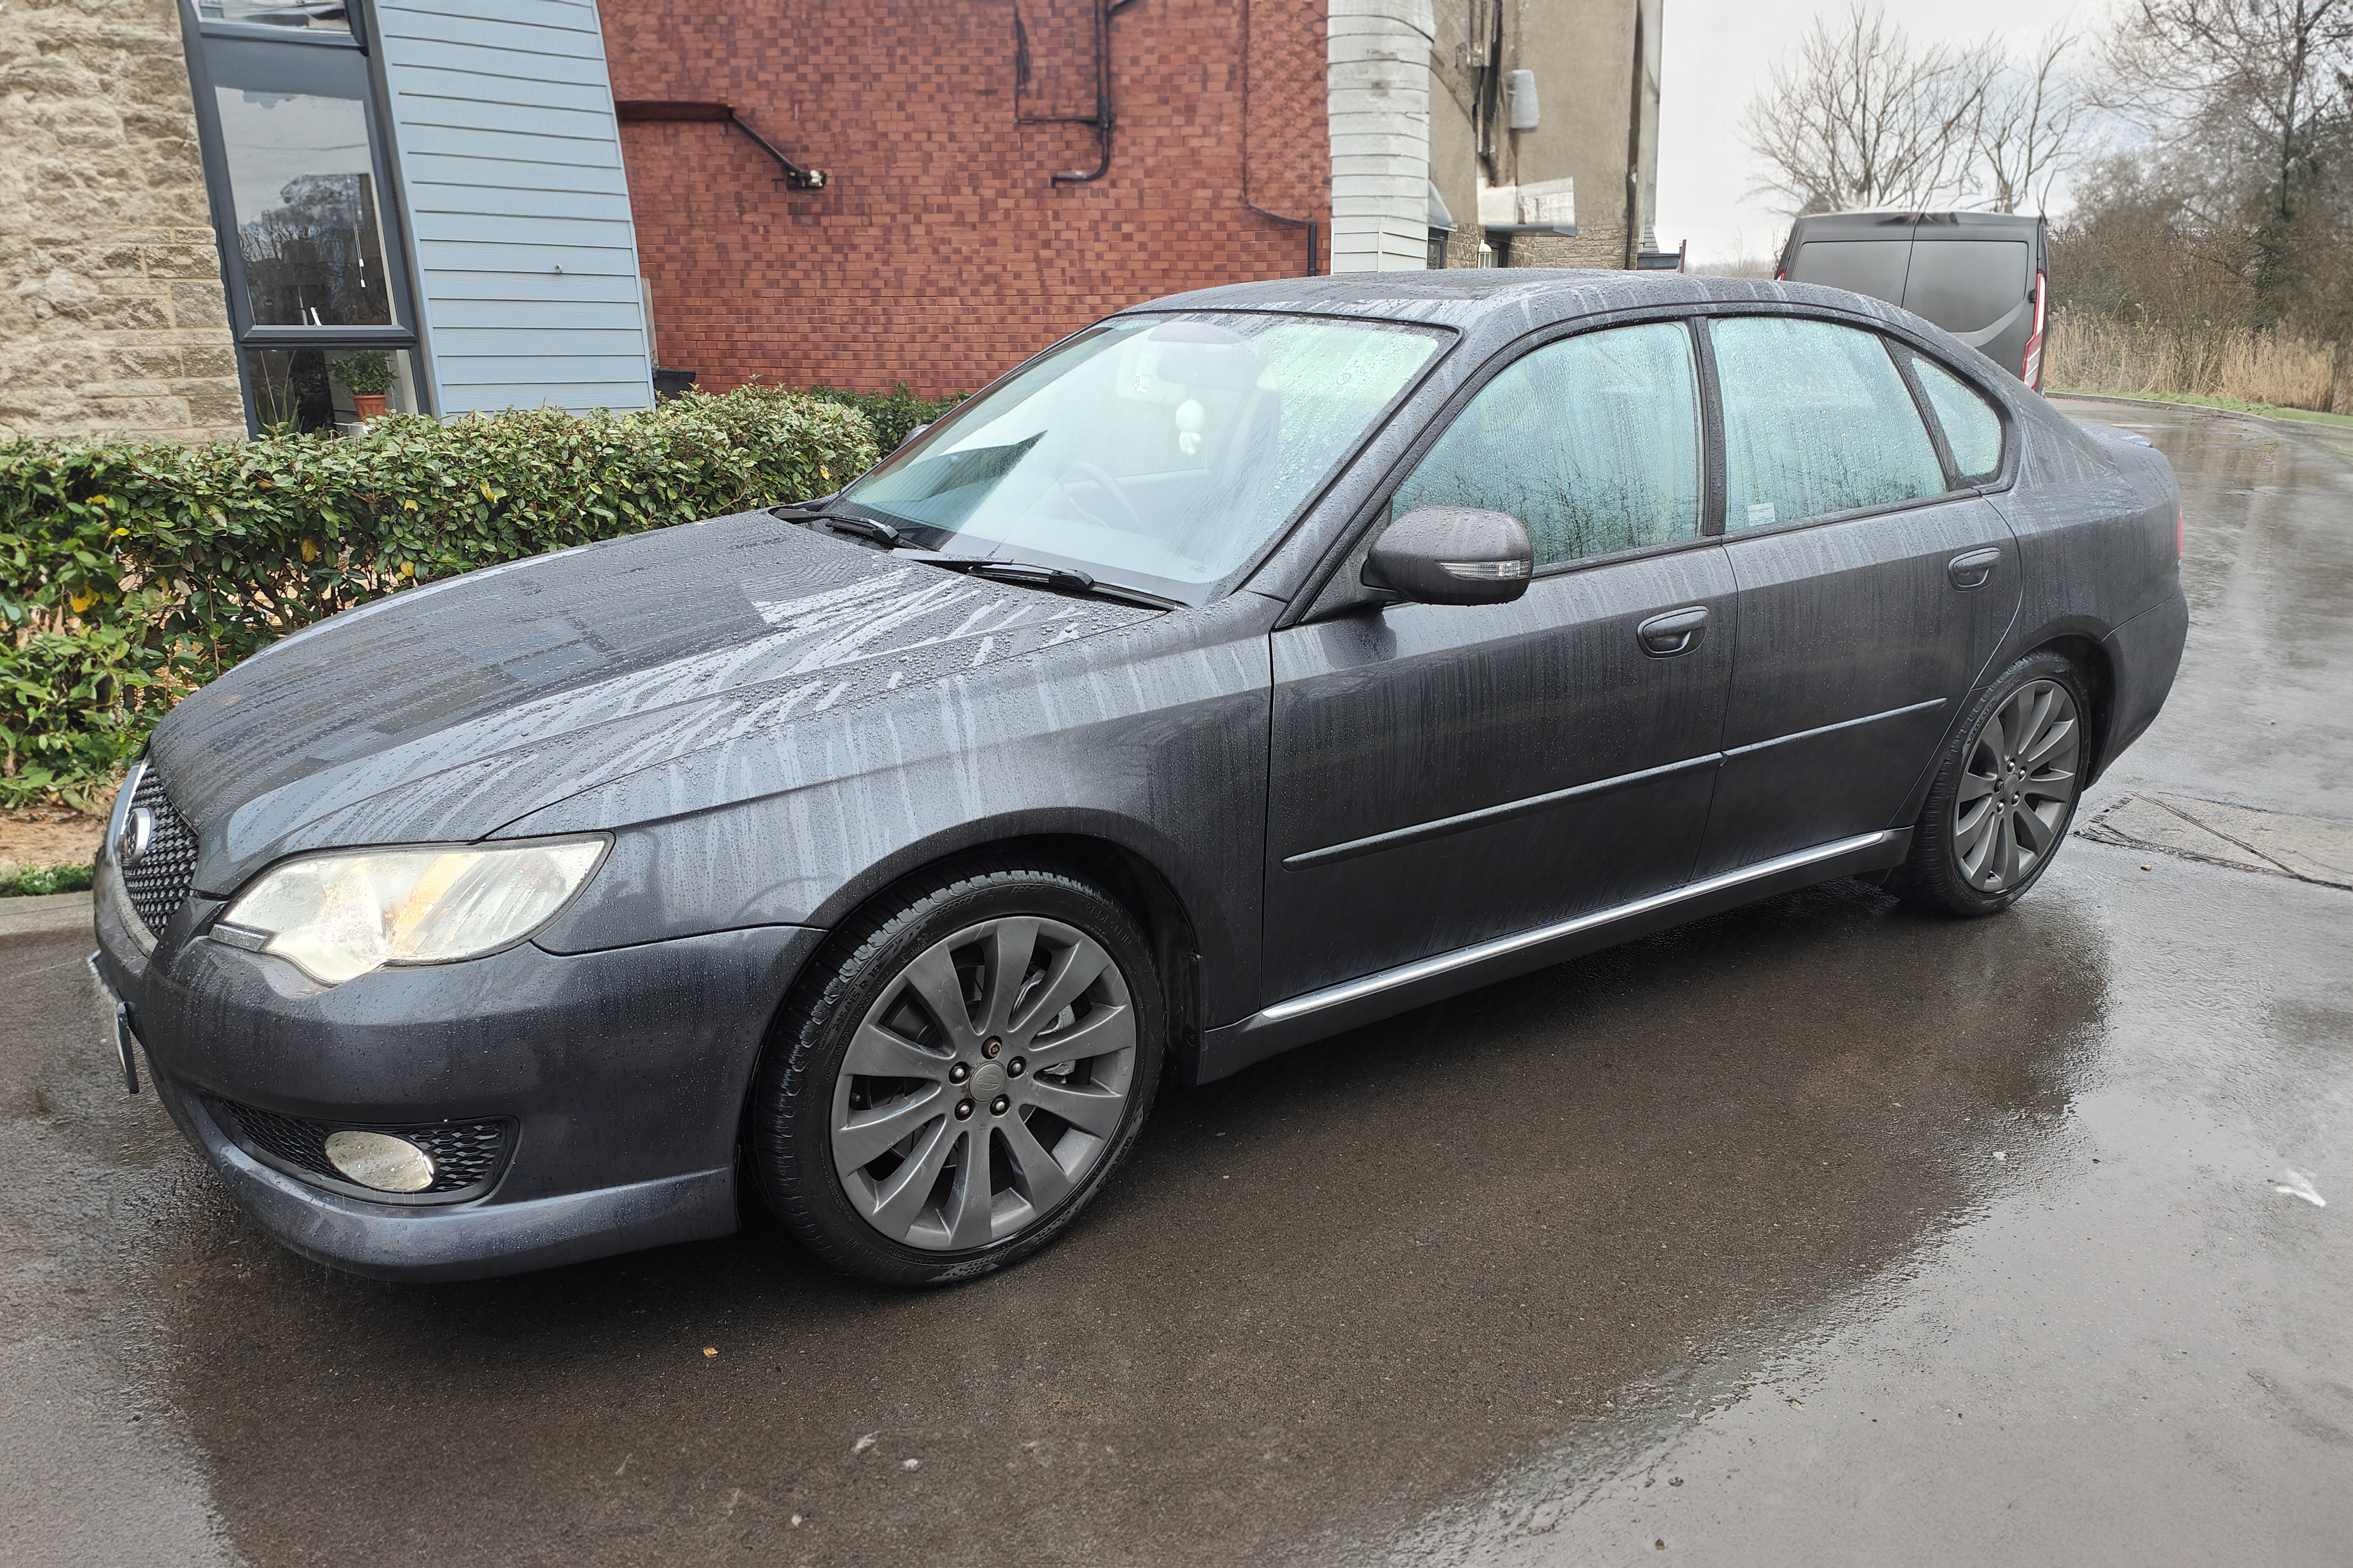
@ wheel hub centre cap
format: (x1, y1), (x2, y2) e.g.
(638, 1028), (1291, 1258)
(970, 1061), (1009, 1103)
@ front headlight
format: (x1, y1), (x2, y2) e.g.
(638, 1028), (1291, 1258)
(215, 837), (608, 986)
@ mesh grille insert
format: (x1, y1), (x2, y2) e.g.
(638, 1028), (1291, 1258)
(120, 769), (199, 938)
(210, 1099), (512, 1198)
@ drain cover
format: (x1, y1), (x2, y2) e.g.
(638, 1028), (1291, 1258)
(2079, 793), (2353, 889)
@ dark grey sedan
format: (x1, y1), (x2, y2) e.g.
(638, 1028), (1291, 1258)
(90, 272), (2186, 1285)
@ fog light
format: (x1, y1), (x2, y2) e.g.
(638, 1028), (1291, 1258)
(324, 1129), (436, 1193)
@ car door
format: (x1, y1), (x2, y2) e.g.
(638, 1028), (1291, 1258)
(1261, 319), (1736, 1004)
(1693, 314), (2021, 878)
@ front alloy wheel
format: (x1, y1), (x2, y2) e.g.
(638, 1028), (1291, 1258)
(752, 862), (1162, 1285)
(832, 916), (1137, 1250)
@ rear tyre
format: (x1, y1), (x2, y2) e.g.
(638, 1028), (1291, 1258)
(750, 859), (1163, 1286)
(1895, 650), (2089, 918)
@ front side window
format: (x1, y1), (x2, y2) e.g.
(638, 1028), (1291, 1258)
(1911, 355), (2005, 481)
(838, 314), (1446, 599)
(1714, 317), (1945, 530)
(1389, 321), (1703, 567)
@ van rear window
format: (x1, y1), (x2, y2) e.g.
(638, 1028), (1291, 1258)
(1789, 239), (1910, 303)
(1901, 240), (2031, 335)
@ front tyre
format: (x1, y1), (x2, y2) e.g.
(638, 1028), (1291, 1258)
(1896, 650), (2089, 918)
(751, 860), (1163, 1286)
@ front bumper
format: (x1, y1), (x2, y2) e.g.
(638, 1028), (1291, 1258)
(93, 871), (821, 1281)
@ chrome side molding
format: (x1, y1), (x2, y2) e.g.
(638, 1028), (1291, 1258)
(1259, 829), (1902, 1027)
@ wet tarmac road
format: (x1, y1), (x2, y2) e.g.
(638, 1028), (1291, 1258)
(2, 400), (2347, 1566)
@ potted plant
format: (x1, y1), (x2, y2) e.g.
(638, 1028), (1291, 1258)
(330, 351), (395, 420)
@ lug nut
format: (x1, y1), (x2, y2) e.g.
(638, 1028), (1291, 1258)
(949, 1062), (970, 1084)
(955, 1099), (975, 1120)
(983, 1037), (1003, 1059)
(990, 1095), (1010, 1116)
(1007, 1056), (1026, 1078)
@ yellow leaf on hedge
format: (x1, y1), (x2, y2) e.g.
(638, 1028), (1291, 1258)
(402, 499), (417, 511)
(399, 561), (415, 577)
(69, 591), (97, 614)
(112, 527), (129, 537)
(820, 467), (831, 480)
(300, 539), (319, 562)
(479, 480), (496, 503)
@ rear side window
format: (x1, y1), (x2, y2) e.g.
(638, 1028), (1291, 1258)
(1911, 356), (2004, 480)
(1789, 239), (1911, 304)
(1712, 317), (1944, 530)
(1391, 321), (1703, 567)
(1901, 240), (2031, 336)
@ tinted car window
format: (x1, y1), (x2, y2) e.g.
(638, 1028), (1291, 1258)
(1390, 321), (1702, 567)
(1901, 240), (2031, 335)
(1714, 318), (1944, 530)
(1790, 238), (1911, 304)
(1911, 355), (2004, 479)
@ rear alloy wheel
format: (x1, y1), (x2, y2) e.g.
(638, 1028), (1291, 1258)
(1897, 651), (2089, 916)
(752, 863), (1162, 1285)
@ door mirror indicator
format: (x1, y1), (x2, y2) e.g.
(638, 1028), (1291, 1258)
(1363, 507), (1534, 605)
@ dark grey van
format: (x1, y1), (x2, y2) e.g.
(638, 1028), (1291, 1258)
(1778, 211), (2048, 388)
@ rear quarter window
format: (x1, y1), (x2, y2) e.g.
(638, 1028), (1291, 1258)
(1901, 240), (2031, 337)
(1789, 239), (1911, 304)
(1910, 356), (2005, 480)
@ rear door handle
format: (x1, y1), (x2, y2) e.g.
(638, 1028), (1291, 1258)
(1948, 548), (2002, 590)
(1637, 605), (1709, 657)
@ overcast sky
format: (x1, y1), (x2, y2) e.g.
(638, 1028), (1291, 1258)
(1656, 0), (2103, 267)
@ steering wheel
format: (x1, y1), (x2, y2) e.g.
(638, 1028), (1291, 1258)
(1058, 461), (1146, 533)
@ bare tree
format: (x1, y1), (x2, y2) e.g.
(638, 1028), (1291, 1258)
(1978, 25), (2089, 214)
(1740, 4), (1999, 216)
(2098, 0), (2353, 234)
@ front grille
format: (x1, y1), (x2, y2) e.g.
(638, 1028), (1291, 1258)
(120, 769), (199, 938)
(210, 1098), (513, 1199)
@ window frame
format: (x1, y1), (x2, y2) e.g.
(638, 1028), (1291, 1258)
(1693, 309), (2018, 547)
(177, 0), (427, 432)
(1382, 316), (1715, 577)
(1291, 300), (2025, 625)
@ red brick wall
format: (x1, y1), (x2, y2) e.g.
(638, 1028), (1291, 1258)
(602, 1), (1331, 399)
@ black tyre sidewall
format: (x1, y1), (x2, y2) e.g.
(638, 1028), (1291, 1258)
(751, 862), (1164, 1287)
(1899, 650), (2090, 918)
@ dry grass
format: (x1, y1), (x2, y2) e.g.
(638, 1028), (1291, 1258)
(2047, 308), (2347, 412)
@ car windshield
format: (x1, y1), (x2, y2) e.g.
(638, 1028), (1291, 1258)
(833, 312), (1447, 602)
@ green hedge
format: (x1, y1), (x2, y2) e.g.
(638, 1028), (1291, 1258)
(0, 386), (877, 808)
(801, 382), (967, 456)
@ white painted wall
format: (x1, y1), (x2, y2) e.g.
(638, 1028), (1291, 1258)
(374, 0), (653, 415)
(1327, 0), (1436, 273)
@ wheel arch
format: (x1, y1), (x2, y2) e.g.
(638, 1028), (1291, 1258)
(2028, 628), (2117, 783)
(765, 819), (1211, 1089)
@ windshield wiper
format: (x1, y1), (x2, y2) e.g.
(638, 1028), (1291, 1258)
(770, 497), (907, 549)
(916, 556), (1180, 610)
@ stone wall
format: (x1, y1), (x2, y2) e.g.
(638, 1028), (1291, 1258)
(0, 0), (244, 442)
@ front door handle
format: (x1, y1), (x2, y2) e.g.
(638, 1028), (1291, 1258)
(1948, 547), (2002, 590)
(1637, 605), (1710, 657)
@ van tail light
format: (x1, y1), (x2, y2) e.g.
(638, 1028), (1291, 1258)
(2021, 270), (2047, 387)
(1773, 270), (1785, 281)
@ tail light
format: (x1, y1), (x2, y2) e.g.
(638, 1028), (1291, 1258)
(2020, 270), (2047, 388)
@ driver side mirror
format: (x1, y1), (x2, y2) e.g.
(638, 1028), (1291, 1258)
(1362, 507), (1534, 605)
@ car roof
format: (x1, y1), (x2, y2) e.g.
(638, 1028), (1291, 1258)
(1787, 210), (2045, 242)
(1126, 268), (1907, 334)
